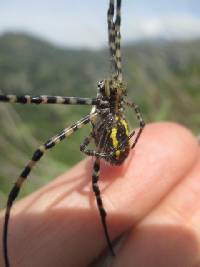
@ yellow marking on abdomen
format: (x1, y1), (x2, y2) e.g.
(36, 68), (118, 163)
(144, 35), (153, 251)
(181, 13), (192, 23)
(110, 127), (121, 159)
(110, 128), (118, 148)
(115, 150), (120, 159)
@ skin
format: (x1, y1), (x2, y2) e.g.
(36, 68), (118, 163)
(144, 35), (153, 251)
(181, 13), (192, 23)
(0, 122), (199, 267)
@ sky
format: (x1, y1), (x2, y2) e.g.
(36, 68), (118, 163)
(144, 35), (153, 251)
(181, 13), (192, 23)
(0, 0), (200, 48)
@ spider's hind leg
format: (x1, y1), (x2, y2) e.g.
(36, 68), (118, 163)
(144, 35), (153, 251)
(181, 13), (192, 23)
(80, 134), (115, 255)
(92, 158), (115, 256)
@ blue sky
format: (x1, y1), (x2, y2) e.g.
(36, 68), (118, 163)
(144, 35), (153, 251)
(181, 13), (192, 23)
(0, 0), (200, 48)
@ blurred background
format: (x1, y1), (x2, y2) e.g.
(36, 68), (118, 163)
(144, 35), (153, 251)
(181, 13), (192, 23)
(0, 0), (199, 208)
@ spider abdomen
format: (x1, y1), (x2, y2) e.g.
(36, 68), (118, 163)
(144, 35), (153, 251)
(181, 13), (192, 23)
(108, 116), (130, 164)
(93, 114), (130, 165)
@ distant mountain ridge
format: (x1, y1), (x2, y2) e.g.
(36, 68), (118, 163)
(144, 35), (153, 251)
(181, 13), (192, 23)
(0, 32), (199, 204)
(0, 32), (199, 136)
(1, 32), (200, 95)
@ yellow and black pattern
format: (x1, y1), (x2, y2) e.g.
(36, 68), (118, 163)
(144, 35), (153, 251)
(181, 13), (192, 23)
(109, 116), (129, 161)
(1, 1), (145, 266)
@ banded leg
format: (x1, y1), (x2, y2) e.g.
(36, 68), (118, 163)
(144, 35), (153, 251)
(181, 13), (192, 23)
(125, 100), (145, 149)
(107, 0), (116, 72)
(107, 0), (122, 79)
(92, 158), (115, 256)
(115, 0), (122, 33)
(107, 0), (118, 73)
(0, 95), (100, 106)
(3, 113), (97, 267)
(114, 0), (122, 79)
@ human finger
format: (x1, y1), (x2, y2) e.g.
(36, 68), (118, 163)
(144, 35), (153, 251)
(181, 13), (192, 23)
(111, 149), (200, 267)
(0, 122), (198, 267)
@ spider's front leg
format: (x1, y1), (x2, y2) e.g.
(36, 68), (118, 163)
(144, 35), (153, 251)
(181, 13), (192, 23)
(3, 112), (97, 267)
(125, 100), (145, 149)
(107, 0), (122, 78)
(107, 0), (115, 60)
(0, 94), (100, 106)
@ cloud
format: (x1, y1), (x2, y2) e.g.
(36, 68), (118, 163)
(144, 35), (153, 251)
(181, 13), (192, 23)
(125, 14), (200, 41)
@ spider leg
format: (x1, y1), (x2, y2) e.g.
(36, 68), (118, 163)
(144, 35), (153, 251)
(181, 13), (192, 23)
(125, 100), (145, 149)
(80, 119), (112, 159)
(80, 134), (108, 158)
(107, 0), (116, 70)
(115, 0), (121, 33)
(92, 158), (115, 256)
(0, 95), (103, 106)
(3, 112), (97, 267)
(114, 0), (122, 79)
(107, 0), (115, 54)
(107, 0), (122, 79)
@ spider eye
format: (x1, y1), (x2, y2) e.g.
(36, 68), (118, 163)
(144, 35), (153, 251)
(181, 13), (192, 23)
(98, 80), (106, 96)
(98, 80), (104, 88)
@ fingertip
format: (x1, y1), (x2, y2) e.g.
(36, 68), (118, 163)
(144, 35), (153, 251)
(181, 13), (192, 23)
(104, 122), (198, 217)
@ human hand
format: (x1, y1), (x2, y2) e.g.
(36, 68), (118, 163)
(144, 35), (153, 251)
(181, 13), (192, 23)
(0, 122), (199, 267)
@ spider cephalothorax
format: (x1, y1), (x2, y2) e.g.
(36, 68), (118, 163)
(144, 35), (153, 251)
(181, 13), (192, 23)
(98, 78), (126, 100)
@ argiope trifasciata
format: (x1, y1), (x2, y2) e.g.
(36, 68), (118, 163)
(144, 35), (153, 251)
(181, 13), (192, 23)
(1, 1), (145, 266)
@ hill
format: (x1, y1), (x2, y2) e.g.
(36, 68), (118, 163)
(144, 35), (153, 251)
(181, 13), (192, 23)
(0, 33), (199, 207)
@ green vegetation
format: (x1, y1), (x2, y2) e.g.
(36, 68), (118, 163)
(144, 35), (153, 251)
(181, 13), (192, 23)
(0, 32), (199, 208)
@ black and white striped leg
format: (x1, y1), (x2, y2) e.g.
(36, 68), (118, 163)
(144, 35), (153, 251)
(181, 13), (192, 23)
(115, 0), (122, 79)
(107, 0), (118, 73)
(3, 113), (96, 267)
(125, 100), (145, 149)
(107, 0), (122, 78)
(92, 158), (115, 256)
(107, 0), (115, 57)
(115, 0), (122, 32)
(0, 94), (100, 106)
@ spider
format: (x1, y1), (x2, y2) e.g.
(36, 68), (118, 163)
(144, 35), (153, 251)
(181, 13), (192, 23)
(1, 0), (145, 266)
